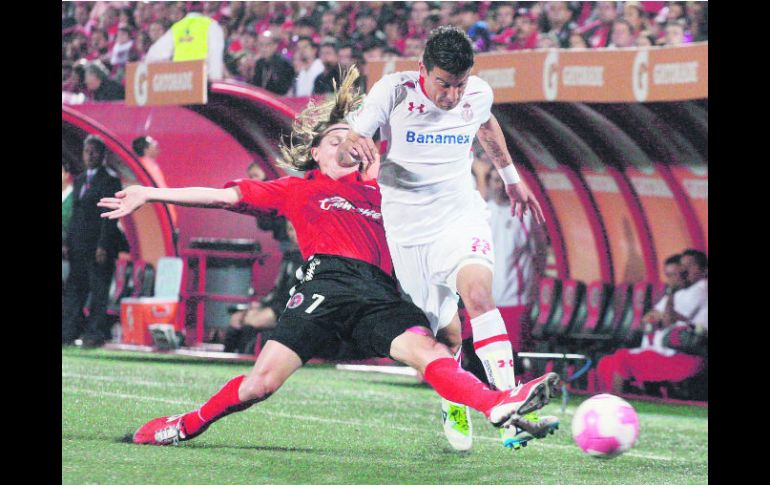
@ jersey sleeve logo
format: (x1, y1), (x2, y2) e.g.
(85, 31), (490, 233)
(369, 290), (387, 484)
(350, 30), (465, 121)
(286, 292), (305, 309)
(408, 102), (425, 113)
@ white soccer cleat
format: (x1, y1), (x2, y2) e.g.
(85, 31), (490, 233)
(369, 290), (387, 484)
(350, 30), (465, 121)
(441, 399), (473, 451)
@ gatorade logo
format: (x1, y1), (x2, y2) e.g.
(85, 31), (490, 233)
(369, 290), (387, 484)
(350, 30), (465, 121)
(134, 62), (148, 106)
(633, 50), (649, 102)
(543, 51), (559, 101)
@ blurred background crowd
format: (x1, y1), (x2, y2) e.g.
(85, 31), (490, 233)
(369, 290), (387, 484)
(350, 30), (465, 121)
(62, 1), (708, 99)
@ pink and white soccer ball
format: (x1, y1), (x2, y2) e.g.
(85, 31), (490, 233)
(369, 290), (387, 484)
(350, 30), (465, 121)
(571, 394), (639, 458)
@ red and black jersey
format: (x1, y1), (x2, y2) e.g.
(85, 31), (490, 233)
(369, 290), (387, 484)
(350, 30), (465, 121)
(225, 169), (393, 276)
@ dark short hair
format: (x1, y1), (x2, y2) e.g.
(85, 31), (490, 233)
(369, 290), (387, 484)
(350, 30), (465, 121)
(84, 134), (107, 159)
(85, 61), (109, 81)
(664, 254), (682, 266)
(682, 249), (708, 269)
(423, 25), (474, 75)
(132, 136), (150, 157)
(320, 40), (339, 51)
(296, 36), (318, 50)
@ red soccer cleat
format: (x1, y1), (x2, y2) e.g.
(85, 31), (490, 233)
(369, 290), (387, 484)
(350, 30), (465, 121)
(485, 372), (561, 428)
(132, 413), (202, 446)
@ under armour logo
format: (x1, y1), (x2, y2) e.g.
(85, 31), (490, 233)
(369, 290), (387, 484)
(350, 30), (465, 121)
(408, 102), (425, 113)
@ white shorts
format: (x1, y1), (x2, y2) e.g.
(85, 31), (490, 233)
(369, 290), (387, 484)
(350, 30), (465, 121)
(387, 212), (495, 334)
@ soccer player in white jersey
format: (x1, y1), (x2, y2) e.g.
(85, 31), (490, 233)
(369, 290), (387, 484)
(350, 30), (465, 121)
(339, 26), (559, 450)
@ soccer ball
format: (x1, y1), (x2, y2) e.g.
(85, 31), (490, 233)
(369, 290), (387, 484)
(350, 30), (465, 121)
(571, 394), (639, 458)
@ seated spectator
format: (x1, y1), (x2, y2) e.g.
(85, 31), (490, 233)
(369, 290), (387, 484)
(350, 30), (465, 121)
(109, 26), (138, 81)
(569, 31), (589, 49)
(662, 19), (688, 45)
(86, 28), (110, 63)
(623, 1), (650, 36)
(457, 3), (491, 52)
(319, 10), (336, 38)
(509, 8), (539, 51)
(251, 31), (295, 95)
(596, 251), (708, 394)
(291, 36), (324, 97)
(687, 1), (708, 41)
(635, 30), (657, 47)
(489, 2), (516, 46)
(403, 36), (425, 59)
(84, 61), (125, 101)
(541, 1), (578, 48)
(349, 8), (387, 53)
(609, 18), (636, 48)
(406, 1), (431, 40)
(232, 52), (257, 83)
(578, 1), (619, 48)
(312, 41), (341, 95)
(148, 20), (169, 45)
(62, 59), (88, 94)
(383, 17), (407, 55)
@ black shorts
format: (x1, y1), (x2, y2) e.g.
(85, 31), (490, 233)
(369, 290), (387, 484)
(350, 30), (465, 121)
(267, 254), (430, 363)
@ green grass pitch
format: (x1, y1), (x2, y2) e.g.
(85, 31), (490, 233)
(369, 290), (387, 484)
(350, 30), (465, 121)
(62, 348), (708, 484)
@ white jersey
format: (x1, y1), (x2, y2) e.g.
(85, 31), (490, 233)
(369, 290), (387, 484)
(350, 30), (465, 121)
(350, 71), (494, 245)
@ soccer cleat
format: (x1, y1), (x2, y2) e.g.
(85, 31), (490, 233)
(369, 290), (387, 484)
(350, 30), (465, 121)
(501, 413), (561, 449)
(441, 399), (473, 451)
(485, 372), (561, 428)
(132, 413), (205, 446)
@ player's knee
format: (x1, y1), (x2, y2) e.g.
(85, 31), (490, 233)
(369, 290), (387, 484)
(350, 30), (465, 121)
(240, 368), (283, 401)
(463, 284), (495, 315)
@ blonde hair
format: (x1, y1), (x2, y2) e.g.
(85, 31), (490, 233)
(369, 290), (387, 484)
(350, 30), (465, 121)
(278, 66), (364, 171)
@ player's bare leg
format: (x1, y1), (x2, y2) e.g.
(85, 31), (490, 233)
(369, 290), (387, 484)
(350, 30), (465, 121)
(133, 341), (302, 445)
(455, 263), (559, 449)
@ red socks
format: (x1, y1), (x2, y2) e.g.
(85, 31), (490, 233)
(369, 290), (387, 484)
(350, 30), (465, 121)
(423, 357), (503, 414)
(181, 374), (252, 436)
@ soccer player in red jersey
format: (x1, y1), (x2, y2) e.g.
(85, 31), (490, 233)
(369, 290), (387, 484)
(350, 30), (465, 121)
(98, 68), (560, 447)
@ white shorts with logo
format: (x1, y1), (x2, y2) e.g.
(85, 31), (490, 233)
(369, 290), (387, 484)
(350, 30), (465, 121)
(387, 211), (495, 334)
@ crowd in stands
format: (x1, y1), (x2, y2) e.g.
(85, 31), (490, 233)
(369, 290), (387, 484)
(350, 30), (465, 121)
(62, 1), (708, 100)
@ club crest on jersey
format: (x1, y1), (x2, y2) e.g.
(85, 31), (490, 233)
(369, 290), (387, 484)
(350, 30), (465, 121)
(462, 102), (473, 121)
(287, 292), (305, 309)
(408, 102), (425, 113)
(470, 237), (491, 255)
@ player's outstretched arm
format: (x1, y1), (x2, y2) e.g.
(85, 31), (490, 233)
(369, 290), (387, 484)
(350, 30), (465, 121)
(98, 185), (241, 219)
(476, 114), (546, 224)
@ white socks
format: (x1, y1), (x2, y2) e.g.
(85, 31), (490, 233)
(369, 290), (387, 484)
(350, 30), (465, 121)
(470, 309), (516, 391)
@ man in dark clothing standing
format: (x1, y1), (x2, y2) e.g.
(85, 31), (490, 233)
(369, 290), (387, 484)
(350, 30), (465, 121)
(62, 135), (123, 347)
(251, 31), (295, 95)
